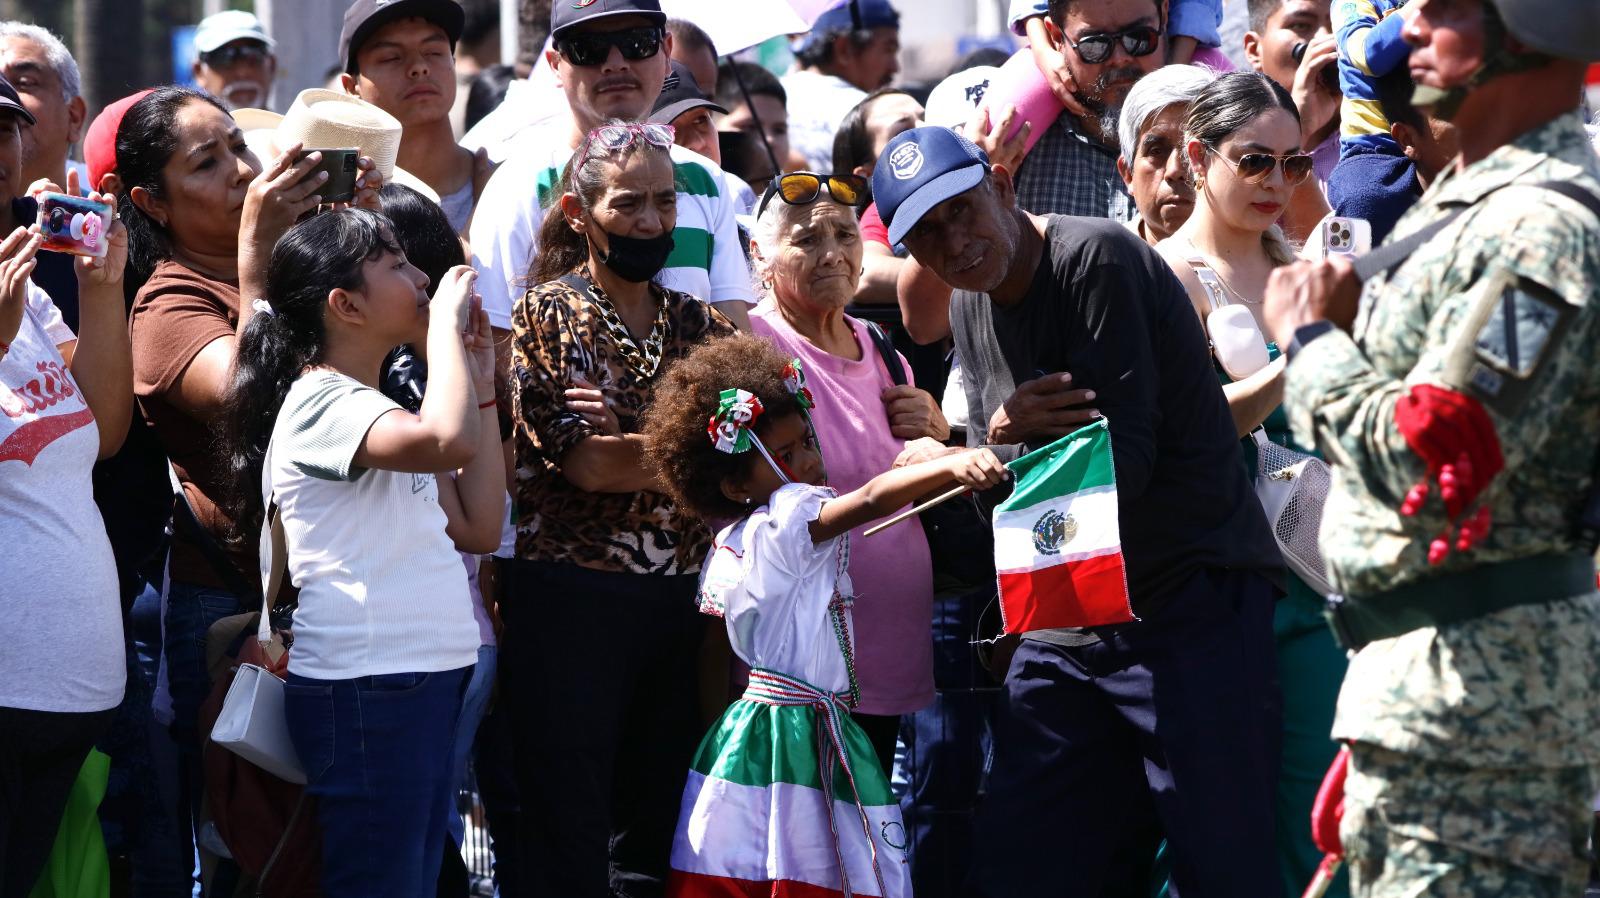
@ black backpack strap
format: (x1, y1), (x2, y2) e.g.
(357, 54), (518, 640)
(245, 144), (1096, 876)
(862, 321), (907, 386)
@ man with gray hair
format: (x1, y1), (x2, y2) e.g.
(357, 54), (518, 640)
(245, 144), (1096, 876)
(0, 22), (85, 191)
(1115, 63), (1214, 246)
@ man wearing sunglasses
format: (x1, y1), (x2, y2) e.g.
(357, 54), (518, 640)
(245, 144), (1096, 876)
(469, 0), (753, 338)
(1010, 0), (1169, 222)
(1263, 1), (1600, 896)
(190, 9), (276, 111)
(876, 126), (1283, 897)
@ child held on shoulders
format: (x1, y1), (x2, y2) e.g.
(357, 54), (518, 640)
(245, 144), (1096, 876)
(640, 335), (1004, 897)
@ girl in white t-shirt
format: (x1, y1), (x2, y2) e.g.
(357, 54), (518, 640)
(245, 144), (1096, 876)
(640, 334), (1005, 897)
(220, 207), (502, 897)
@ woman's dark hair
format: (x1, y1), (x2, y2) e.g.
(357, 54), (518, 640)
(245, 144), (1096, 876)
(832, 87), (914, 176)
(116, 86), (232, 280)
(378, 183), (465, 289)
(640, 333), (804, 521)
(528, 119), (675, 285)
(1185, 71), (1302, 263)
(466, 64), (516, 132)
(220, 208), (402, 535)
(1184, 71), (1300, 150)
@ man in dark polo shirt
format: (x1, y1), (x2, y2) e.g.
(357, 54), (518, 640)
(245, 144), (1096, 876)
(876, 126), (1284, 897)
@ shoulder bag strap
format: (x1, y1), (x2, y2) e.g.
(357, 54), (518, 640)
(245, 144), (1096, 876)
(862, 321), (908, 386)
(1183, 254), (1231, 313)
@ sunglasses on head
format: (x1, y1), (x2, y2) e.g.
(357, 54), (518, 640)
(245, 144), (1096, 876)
(202, 42), (271, 68)
(578, 122), (675, 163)
(1205, 145), (1315, 185)
(756, 172), (869, 219)
(1062, 25), (1161, 65)
(556, 26), (663, 67)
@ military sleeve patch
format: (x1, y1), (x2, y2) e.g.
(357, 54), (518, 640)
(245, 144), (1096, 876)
(1443, 272), (1576, 415)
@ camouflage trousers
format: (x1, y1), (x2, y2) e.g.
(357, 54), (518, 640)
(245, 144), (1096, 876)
(1341, 742), (1598, 897)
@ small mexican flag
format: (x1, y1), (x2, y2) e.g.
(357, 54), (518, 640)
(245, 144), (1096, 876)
(994, 419), (1134, 633)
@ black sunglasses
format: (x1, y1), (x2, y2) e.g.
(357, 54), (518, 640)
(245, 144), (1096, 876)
(556, 27), (663, 67)
(1062, 25), (1162, 65)
(1205, 145), (1315, 185)
(756, 172), (869, 219)
(202, 42), (271, 68)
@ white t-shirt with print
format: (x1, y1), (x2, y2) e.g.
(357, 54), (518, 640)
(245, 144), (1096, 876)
(468, 130), (754, 331)
(267, 370), (480, 680)
(0, 283), (124, 713)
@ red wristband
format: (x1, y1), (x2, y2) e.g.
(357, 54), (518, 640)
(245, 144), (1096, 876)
(0, 338), (9, 354)
(478, 399), (497, 410)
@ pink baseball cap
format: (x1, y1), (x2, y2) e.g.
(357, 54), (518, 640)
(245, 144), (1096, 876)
(85, 89), (154, 191)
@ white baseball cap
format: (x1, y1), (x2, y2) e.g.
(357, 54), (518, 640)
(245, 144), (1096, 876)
(924, 66), (1001, 133)
(194, 10), (275, 56)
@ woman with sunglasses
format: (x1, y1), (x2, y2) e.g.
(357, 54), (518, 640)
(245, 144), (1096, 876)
(1154, 71), (1351, 898)
(747, 170), (949, 773)
(506, 120), (735, 897)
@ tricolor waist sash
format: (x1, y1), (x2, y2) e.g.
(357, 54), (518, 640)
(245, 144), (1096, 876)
(743, 669), (889, 898)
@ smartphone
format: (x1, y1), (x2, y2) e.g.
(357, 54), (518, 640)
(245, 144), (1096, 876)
(298, 147), (360, 203)
(36, 192), (113, 258)
(1322, 216), (1372, 256)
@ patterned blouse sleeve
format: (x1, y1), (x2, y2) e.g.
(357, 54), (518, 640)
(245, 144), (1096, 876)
(510, 281), (603, 465)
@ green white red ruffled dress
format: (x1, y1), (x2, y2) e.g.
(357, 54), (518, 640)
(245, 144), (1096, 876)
(667, 483), (911, 898)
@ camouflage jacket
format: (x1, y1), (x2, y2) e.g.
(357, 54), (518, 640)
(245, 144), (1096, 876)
(1285, 112), (1600, 766)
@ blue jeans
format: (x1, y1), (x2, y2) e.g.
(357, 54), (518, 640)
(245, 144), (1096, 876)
(448, 644), (497, 847)
(894, 586), (1000, 898)
(161, 579), (245, 896)
(285, 666), (471, 898)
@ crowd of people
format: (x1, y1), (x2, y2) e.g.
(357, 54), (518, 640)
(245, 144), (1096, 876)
(3, 0), (1600, 897)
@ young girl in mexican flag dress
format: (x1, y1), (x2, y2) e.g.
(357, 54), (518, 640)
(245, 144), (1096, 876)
(641, 335), (1005, 898)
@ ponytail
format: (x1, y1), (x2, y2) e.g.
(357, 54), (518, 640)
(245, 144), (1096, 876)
(220, 207), (400, 536)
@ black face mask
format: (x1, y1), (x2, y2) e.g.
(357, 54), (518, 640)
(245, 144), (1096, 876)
(591, 227), (675, 283)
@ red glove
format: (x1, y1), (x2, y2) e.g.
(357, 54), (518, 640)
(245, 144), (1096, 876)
(1310, 745), (1349, 857)
(1393, 384), (1504, 564)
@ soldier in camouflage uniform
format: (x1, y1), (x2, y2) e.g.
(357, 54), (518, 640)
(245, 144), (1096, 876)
(1262, 0), (1600, 894)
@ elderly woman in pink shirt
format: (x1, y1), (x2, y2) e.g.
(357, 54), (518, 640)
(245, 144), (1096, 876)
(746, 173), (949, 770)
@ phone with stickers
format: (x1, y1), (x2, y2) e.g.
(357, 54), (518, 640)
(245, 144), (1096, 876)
(36, 191), (113, 259)
(1322, 216), (1372, 257)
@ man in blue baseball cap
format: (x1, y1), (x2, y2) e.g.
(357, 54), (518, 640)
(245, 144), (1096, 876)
(783, 0), (901, 172)
(876, 125), (1285, 897)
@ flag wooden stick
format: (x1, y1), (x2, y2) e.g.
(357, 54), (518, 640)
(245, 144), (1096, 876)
(863, 484), (970, 537)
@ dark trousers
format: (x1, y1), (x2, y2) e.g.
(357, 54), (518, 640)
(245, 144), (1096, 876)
(971, 568), (1282, 898)
(499, 559), (705, 898)
(0, 705), (117, 898)
(284, 666), (471, 898)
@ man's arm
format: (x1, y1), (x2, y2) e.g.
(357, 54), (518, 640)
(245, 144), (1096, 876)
(468, 160), (539, 333)
(698, 159), (755, 331)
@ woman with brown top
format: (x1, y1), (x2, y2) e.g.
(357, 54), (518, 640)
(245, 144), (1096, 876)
(118, 85), (377, 876)
(505, 121), (734, 897)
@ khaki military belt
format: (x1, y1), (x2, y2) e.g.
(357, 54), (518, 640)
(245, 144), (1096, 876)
(1324, 553), (1597, 651)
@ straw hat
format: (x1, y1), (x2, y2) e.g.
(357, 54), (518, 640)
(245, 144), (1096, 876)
(277, 89), (402, 181)
(231, 93), (441, 204)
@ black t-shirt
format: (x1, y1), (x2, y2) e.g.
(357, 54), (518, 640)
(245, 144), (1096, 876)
(952, 215), (1282, 612)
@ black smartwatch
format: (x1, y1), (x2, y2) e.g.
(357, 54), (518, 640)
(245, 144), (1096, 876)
(1286, 321), (1337, 361)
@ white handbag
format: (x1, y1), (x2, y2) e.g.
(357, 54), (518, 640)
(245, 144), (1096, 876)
(210, 479), (307, 784)
(1253, 430), (1334, 597)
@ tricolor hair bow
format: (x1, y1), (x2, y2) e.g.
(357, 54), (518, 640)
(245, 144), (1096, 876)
(782, 359), (815, 410)
(707, 388), (765, 454)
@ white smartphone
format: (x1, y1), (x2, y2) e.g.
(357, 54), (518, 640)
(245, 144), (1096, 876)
(1322, 216), (1372, 256)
